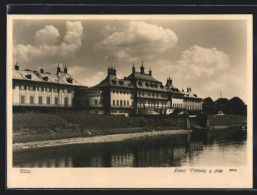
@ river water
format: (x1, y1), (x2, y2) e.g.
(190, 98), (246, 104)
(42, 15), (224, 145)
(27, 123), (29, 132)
(13, 127), (247, 167)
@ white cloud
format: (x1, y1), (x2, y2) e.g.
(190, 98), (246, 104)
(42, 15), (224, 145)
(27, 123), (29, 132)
(95, 21), (178, 61)
(34, 25), (60, 45)
(150, 45), (233, 98)
(177, 45), (231, 77)
(68, 66), (105, 87)
(14, 21), (84, 63)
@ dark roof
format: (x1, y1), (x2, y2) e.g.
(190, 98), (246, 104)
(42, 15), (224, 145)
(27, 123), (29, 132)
(126, 72), (160, 83)
(13, 69), (85, 87)
(94, 75), (134, 89)
(135, 80), (169, 92)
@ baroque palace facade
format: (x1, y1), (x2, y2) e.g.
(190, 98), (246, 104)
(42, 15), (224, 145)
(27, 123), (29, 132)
(12, 61), (202, 115)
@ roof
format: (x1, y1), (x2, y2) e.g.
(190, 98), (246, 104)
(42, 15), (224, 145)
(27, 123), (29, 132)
(135, 80), (169, 92)
(126, 72), (160, 83)
(94, 75), (134, 89)
(13, 69), (85, 87)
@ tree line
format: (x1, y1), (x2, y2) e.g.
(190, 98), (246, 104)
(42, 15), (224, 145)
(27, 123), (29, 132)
(202, 97), (247, 116)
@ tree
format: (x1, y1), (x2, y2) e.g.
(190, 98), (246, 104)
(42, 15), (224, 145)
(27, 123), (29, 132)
(215, 98), (232, 114)
(229, 97), (247, 115)
(202, 97), (218, 115)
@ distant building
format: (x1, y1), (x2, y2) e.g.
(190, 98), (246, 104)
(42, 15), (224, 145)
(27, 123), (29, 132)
(12, 61), (203, 115)
(12, 63), (86, 112)
(75, 61), (203, 115)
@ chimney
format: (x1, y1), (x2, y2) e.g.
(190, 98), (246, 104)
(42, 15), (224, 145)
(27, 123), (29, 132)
(149, 67), (152, 76)
(132, 63), (135, 73)
(107, 66), (111, 76)
(140, 60), (145, 74)
(64, 65), (68, 74)
(40, 66), (44, 73)
(113, 67), (116, 76)
(57, 64), (61, 74)
(166, 77), (172, 86)
(14, 62), (19, 70)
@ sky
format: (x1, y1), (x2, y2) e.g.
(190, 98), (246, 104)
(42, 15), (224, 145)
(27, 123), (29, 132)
(12, 18), (248, 102)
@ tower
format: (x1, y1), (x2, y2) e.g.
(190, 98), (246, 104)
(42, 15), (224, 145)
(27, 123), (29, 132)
(140, 60), (145, 74)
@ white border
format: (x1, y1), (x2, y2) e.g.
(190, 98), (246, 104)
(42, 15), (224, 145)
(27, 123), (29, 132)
(7, 14), (253, 189)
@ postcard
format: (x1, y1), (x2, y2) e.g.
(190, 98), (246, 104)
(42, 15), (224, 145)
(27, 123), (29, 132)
(7, 14), (253, 188)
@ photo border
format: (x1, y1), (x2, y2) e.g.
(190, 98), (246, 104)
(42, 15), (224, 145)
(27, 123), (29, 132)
(2, 3), (257, 192)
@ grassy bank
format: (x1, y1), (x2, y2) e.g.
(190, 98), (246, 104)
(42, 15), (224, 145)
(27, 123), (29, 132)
(13, 113), (186, 143)
(208, 115), (246, 126)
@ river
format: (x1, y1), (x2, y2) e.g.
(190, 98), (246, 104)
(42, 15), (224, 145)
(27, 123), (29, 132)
(13, 127), (247, 167)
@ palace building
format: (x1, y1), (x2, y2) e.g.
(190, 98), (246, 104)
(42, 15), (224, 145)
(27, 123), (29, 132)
(12, 61), (203, 115)
(12, 63), (86, 112)
(75, 61), (202, 115)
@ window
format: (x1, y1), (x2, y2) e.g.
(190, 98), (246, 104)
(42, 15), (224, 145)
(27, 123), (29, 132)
(67, 89), (71, 93)
(152, 93), (154, 97)
(30, 96), (34, 104)
(142, 92), (144, 96)
(38, 87), (42, 91)
(117, 100), (119, 105)
(95, 99), (98, 105)
(21, 96), (25, 104)
(47, 97), (51, 104)
(127, 101), (129, 106)
(33, 86), (36, 91)
(20, 85), (24, 90)
(39, 97), (43, 104)
(148, 93), (150, 96)
(120, 100), (122, 106)
(64, 97), (68, 107)
(139, 92), (141, 96)
(113, 90), (115, 93)
(124, 101), (126, 106)
(55, 97), (58, 105)
(113, 100), (115, 105)
(29, 86), (34, 91)
(63, 89), (67, 93)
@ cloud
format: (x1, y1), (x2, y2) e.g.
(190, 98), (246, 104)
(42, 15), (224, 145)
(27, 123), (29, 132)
(95, 21), (178, 61)
(177, 45), (231, 77)
(68, 66), (105, 87)
(150, 45), (233, 98)
(34, 25), (60, 45)
(14, 21), (84, 63)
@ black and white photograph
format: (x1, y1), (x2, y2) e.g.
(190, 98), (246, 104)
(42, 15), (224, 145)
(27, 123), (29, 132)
(7, 14), (253, 188)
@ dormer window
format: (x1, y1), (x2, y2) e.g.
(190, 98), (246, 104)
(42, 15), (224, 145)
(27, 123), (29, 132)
(138, 81), (142, 86)
(43, 76), (48, 81)
(145, 82), (149, 87)
(25, 74), (31, 79)
(111, 79), (117, 84)
(66, 77), (73, 84)
(119, 80), (124, 85)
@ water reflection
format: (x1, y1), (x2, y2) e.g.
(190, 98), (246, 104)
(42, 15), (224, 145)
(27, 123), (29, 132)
(13, 127), (247, 167)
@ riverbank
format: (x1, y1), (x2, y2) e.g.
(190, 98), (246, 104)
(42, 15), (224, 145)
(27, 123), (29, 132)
(13, 113), (187, 143)
(13, 129), (192, 152)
